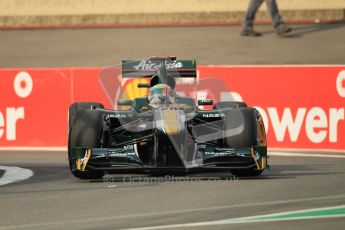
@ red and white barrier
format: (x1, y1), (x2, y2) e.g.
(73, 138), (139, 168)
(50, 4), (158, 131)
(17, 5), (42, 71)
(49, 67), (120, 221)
(199, 66), (345, 151)
(0, 66), (344, 151)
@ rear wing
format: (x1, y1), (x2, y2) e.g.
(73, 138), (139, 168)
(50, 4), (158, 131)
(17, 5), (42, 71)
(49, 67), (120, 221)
(122, 59), (197, 78)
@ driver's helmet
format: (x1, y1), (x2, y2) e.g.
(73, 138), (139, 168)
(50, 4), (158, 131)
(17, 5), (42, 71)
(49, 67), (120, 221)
(148, 83), (176, 108)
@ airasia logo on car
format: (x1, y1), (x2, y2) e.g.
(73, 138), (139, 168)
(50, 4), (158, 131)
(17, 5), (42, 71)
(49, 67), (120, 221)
(133, 60), (183, 70)
(0, 72), (32, 141)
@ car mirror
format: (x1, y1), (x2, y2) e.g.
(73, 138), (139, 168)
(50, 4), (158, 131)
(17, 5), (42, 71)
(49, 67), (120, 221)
(117, 99), (133, 106)
(137, 83), (151, 88)
(198, 99), (213, 106)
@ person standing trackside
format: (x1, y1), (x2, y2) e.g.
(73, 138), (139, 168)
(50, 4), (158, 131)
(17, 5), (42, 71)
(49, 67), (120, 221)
(241, 0), (292, 37)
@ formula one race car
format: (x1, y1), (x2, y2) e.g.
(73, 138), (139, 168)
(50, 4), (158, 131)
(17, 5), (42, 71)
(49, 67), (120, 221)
(68, 56), (267, 179)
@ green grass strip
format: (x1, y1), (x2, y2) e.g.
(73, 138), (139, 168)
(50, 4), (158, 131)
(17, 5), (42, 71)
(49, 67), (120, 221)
(256, 207), (345, 220)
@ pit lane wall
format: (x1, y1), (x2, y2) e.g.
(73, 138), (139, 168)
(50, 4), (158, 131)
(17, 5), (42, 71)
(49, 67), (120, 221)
(0, 66), (345, 151)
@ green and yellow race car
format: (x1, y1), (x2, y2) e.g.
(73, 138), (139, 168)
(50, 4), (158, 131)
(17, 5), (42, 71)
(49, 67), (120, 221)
(68, 56), (268, 179)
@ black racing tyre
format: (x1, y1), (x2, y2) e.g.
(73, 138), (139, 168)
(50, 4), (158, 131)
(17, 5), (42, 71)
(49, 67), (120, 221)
(222, 108), (263, 177)
(68, 109), (105, 179)
(231, 169), (263, 177)
(223, 108), (257, 148)
(68, 102), (104, 128)
(213, 101), (247, 110)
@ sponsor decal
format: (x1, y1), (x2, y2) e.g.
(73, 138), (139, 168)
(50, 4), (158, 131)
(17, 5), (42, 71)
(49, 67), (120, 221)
(133, 60), (183, 71)
(1, 66), (344, 151)
(336, 70), (345, 98)
(205, 151), (250, 157)
(107, 146), (135, 157)
(107, 151), (128, 157)
(107, 113), (128, 118)
(107, 151), (135, 157)
(0, 71), (32, 141)
(204, 151), (235, 156)
(255, 107), (345, 144)
(236, 152), (246, 157)
(199, 66), (345, 150)
(123, 145), (134, 150)
(138, 123), (147, 128)
(0, 68), (105, 147)
(202, 113), (225, 118)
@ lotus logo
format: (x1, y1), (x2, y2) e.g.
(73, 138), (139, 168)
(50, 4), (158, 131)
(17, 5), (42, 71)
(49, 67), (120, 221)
(133, 60), (183, 70)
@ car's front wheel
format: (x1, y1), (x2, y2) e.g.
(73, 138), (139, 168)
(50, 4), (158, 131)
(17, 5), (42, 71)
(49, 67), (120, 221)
(68, 108), (105, 179)
(222, 108), (264, 177)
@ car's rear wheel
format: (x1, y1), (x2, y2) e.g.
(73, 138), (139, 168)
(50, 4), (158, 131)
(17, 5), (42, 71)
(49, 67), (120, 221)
(68, 105), (105, 179)
(222, 108), (263, 177)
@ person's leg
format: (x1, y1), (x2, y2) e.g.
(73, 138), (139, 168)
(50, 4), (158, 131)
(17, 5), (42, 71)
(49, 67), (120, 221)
(265, 0), (292, 35)
(241, 0), (265, 36)
(264, 0), (283, 28)
(242, 0), (265, 29)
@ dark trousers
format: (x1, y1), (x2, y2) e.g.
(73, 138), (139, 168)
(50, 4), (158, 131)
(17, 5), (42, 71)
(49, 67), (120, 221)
(242, 0), (283, 29)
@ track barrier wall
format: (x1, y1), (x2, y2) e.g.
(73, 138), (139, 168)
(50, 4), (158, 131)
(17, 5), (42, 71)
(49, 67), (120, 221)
(0, 66), (344, 151)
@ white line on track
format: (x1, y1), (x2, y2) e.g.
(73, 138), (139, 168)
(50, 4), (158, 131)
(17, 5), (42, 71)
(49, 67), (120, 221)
(121, 205), (345, 230)
(0, 147), (65, 151)
(1, 194), (345, 229)
(211, 65), (345, 68)
(122, 214), (345, 230)
(270, 148), (345, 154)
(0, 166), (33, 186)
(269, 151), (345, 158)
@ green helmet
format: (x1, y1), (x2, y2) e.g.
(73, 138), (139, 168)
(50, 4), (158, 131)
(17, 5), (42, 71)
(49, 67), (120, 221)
(148, 84), (176, 108)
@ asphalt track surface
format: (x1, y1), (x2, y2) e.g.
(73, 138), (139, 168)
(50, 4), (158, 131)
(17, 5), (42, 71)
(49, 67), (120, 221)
(0, 23), (345, 67)
(1, 24), (345, 229)
(0, 151), (345, 229)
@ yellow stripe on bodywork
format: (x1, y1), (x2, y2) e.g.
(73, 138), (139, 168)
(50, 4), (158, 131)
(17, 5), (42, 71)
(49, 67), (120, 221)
(251, 148), (261, 170)
(81, 149), (92, 171)
(162, 110), (180, 135)
(261, 156), (266, 169)
(75, 149), (92, 171)
(76, 159), (81, 170)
